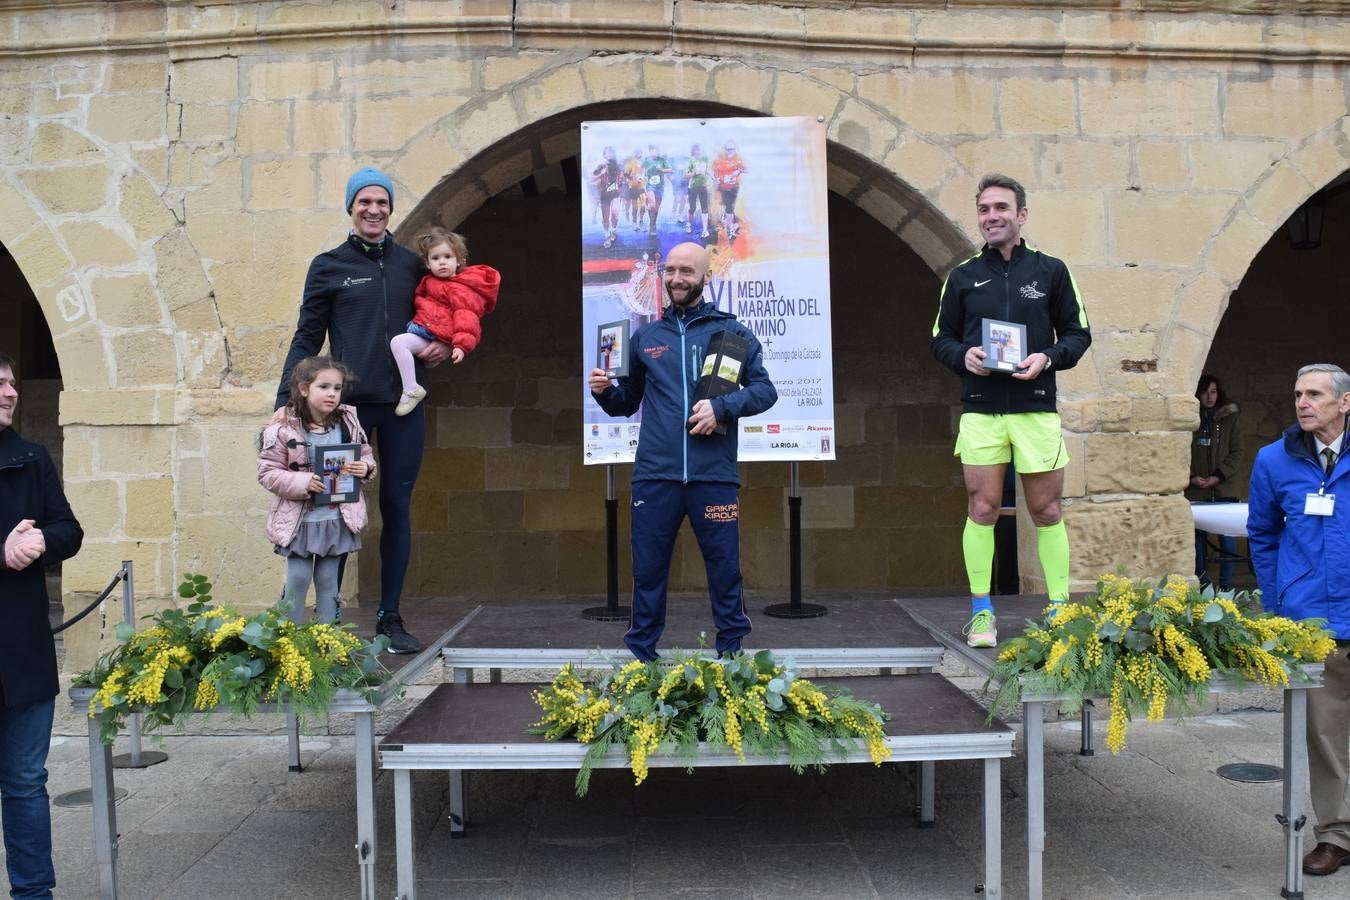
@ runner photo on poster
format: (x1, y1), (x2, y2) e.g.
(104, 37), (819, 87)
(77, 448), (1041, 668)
(581, 116), (836, 464)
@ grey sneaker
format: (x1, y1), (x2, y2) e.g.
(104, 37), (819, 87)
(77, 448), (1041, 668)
(963, 610), (997, 649)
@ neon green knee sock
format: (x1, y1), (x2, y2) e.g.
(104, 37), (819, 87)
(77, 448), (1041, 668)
(1037, 521), (1071, 602)
(962, 518), (995, 597)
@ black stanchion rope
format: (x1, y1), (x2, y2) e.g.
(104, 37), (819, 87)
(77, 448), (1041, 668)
(52, 568), (125, 635)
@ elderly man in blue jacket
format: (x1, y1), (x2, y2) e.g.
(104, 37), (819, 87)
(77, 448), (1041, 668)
(0, 351), (83, 899)
(1248, 363), (1350, 878)
(588, 242), (777, 661)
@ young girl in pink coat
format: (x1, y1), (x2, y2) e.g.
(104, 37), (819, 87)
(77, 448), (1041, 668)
(257, 356), (376, 623)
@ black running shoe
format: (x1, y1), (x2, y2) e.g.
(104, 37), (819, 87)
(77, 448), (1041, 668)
(375, 613), (422, 654)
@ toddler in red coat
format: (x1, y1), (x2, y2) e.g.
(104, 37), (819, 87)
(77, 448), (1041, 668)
(390, 228), (501, 416)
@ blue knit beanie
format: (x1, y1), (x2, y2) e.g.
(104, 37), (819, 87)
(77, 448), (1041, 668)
(344, 167), (394, 213)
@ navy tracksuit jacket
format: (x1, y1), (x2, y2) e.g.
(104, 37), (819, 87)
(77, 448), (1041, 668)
(594, 300), (777, 659)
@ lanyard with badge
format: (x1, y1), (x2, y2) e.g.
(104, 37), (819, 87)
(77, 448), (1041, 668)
(1306, 485), (1335, 516)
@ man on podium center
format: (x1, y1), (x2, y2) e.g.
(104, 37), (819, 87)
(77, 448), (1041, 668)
(589, 242), (777, 661)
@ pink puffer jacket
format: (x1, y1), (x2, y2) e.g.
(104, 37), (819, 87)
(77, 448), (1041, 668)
(257, 405), (376, 548)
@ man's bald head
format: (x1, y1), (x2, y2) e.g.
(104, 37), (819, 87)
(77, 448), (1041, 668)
(663, 242), (710, 309)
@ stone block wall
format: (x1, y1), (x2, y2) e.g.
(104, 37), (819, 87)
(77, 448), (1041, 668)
(0, 1), (1347, 675)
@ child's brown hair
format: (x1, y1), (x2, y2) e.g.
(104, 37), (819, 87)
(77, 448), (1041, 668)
(416, 228), (468, 274)
(285, 356), (355, 431)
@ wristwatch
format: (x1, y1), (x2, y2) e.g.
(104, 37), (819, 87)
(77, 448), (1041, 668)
(1043, 355), (1053, 370)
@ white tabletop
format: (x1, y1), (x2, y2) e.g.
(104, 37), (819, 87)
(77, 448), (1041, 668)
(1190, 501), (1249, 537)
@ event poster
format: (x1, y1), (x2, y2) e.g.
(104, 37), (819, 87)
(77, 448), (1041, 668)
(580, 116), (836, 464)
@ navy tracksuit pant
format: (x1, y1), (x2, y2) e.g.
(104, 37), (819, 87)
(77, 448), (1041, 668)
(625, 479), (752, 661)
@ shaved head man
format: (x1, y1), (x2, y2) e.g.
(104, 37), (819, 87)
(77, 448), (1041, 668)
(662, 241), (709, 309)
(588, 242), (778, 660)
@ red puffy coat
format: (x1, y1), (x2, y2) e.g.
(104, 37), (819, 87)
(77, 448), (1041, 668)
(409, 265), (501, 353)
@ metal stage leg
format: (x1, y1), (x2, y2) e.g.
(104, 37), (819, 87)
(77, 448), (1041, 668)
(286, 710), (302, 772)
(765, 462), (827, 618)
(353, 711), (377, 900)
(88, 716), (119, 899)
(1024, 700), (1045, 900)
(1280, 688), (1308, 900)
(449, 666), (469, 836)
(1079, 700), (1095, 756)
(395, 769), (417, 900)
(916, 760), (935, 827)
(448, 767), (468, 836)
(982, 757), (1002, 899)
(583, 464), (631, 621)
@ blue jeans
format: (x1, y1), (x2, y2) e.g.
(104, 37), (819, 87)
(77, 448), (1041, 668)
(0, 697), (55, 899)
(1195, 529), (1238, 589)
(355, 402), (425, 615)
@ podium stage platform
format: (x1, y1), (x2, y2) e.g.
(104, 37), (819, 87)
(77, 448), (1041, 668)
(439, 592), (946, 674)
(381, 674), (1013, 900)
(899, 594), (1323, 900)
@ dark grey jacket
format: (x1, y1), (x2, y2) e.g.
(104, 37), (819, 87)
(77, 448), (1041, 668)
(931, 241), (1091, 414)
(277, 232), (426, 407)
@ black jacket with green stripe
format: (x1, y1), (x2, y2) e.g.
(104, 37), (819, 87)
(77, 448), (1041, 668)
(930, 240), (1091, 415)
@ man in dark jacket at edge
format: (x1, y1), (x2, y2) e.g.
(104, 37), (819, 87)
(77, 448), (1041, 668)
(0, 350), (83, 899)
(588, 242), (778, 661)
(931, 173), (1091, 649)
(276, 167), (450, 654)
(1248, 364), (1350, 878)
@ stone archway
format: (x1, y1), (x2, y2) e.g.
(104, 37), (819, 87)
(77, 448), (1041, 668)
(1164, 116), (1350, 390)
(4, 144), (219, 668)
(0, 238), (67, 624)
(3, 167), (222, 399)
(396, 97), (974, 280)
(374, 95), (984, 596)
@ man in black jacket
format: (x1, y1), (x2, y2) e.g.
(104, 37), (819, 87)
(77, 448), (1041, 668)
(931, 174), (1091, 648)
(277, 168), (449, 653)
(0, 350), (83, 898)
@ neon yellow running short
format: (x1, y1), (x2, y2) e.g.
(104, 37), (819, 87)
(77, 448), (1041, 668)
(954, 411), (1068, 473)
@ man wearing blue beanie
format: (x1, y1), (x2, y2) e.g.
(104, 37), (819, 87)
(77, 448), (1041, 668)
(276, 167), (452, 654)
(345, 167), (395, 215)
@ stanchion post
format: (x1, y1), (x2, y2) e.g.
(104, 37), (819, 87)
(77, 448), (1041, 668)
(607, 464), (618, 606)
(583, 464), (631, 622)
(112, 561), (168, 769)
(123, 563), (142, 765)
(764, 461), (827, 618)
(1079, 699), (1095, 756)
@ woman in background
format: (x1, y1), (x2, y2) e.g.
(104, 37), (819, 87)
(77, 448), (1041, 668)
(1186, 374), (1243, 592)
